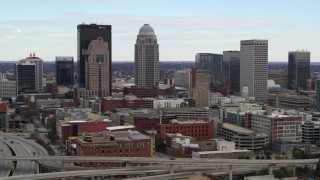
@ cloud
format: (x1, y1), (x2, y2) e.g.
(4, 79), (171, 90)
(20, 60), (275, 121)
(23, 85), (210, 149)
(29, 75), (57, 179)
(0, 12), (319, 61)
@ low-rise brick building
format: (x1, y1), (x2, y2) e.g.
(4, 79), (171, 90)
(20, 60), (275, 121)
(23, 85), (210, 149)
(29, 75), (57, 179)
(157, 119), (214, 140)
(76, 130), (152, 167)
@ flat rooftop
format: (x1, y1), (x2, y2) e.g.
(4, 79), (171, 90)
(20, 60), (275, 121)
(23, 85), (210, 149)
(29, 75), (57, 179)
(106, 125), (135, 131)
(196, 149), (251, 155)
(222, 123), (253, 134)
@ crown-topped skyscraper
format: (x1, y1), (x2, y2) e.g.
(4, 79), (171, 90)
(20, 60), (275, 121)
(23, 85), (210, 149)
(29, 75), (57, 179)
(134, 24), (159, 88)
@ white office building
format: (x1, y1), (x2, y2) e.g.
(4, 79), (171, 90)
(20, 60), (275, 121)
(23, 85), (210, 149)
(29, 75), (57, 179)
(240, 40), (268, 100)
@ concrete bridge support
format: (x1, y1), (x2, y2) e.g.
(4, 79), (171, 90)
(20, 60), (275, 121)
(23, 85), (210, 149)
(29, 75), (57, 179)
(229, 165), (232, 180)
(268, 165), (275, 175)
(292, 164), (296, 177)
(35, 160), (40, 174)
(169, 164), (174, 174)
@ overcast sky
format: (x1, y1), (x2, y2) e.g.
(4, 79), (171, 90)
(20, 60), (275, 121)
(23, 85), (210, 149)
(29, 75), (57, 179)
(1, 0), (319, 61)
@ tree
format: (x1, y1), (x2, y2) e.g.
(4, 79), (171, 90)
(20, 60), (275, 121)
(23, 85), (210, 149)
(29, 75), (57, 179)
(155, 135), (166, 152)
(296, 166), (303, 176)
(256, 155), (260, 159)
(303, 165), (309, 173)
(274, 167), (288, 178)
(266, 155), (271, 159)
(264, 148), (273, 156)
(172, 148), (184, 158)
(292, 149), (301, 159)
(245, 156), (250, 159)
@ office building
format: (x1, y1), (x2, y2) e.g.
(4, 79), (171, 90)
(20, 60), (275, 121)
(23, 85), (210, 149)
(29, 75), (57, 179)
(0, 102), (8, 131)
(77, 23), (112, 92)
(251, 111), (302, 144)
(134, 24), (159, 88)
(240, 40), (268, 100)
(16, 62), (36, 94)
(174, 69), (190, 89)
(267, 94), (311, 110)
(316, 80), (320, 111)
(302, 120), (320, 144)
(189, 68), (212, 107)
(268, 70), (288, 89)
(0, 74), (16, 98)
(56, 56), (74, 86)
(195, 53), (223, 84)
(288, 50), (310, 90)
(75, 37), (111, 99)
(223, 51), (240, 94)
(18, 53), (43, 92)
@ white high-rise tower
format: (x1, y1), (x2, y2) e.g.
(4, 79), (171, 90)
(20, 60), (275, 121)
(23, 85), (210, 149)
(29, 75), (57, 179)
(134, 24), (159, 88)
(240, 40), (268, 100)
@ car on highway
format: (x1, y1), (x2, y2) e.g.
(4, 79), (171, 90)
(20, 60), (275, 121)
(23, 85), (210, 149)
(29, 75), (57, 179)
(169, 157), (175, 160)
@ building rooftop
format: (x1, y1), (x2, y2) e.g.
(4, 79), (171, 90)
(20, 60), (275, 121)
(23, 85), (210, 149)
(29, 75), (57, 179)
(222, 123), (253, 134)
(78, 130), (150, 143)
(170, 119), (209, 124)
(196, 149), (251, 155)
(106, 125), (135, 131)
(138, 24), (155, 36)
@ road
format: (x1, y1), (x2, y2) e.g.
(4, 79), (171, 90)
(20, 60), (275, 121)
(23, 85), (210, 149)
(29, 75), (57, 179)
(0, 142), (12, 177)
(0, 163), (268, 180)
(0, 156), (317, 166)
(1, 135), (35, 175)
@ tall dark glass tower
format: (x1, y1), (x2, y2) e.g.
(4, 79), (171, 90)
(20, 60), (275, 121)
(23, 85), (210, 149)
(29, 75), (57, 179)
(288, 50), (310, 90)
(77, 24), (112, 92)
(223, 51), (240, 95)
(16, 63), (36, 94)
(56, 56), (74, 86)
(195, 53), (223, 84)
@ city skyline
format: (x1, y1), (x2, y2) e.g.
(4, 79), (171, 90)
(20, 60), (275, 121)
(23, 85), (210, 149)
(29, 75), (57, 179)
(0, 0), (319, 61)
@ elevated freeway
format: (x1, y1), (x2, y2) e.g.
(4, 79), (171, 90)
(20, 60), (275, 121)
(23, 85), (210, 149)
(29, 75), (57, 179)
(0, 156), (317, 166)
(0, 142), (12, 177)
(1, 136), (35, 175)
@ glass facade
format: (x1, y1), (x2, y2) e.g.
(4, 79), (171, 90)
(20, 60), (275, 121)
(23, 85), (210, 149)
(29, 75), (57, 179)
(288, 51), (310, 90)
(56, 57), (74, 86)
(195, 53), (223, 84)
(16, 64), (36, 94)
(223, 51), (240, 95)
(77, 24), (111, 91)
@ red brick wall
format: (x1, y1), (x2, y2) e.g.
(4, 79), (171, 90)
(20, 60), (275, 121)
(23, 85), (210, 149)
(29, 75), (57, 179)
(158, 121), (214, 140)
(184, 147), (200, 158)
(101, 98), (124, 112)
(76, 122), (111, 134)
(76, 138), (152, 167)
(124, 99), (145, 109)
(134, 118), (160, 131)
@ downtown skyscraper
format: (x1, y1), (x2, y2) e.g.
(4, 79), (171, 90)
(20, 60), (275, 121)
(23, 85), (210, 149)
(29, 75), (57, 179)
(223, 51), (240, 95)
(75, 37), (111, 99)
(134, 24), (159, 88)
(77, 23), (112, 93)
(288, 50), (310, 90)
(55, 56), (74, 86)
(18, 53), (43, 93)
(240, 40), (268, 100)
(195, 53), (223, 84)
